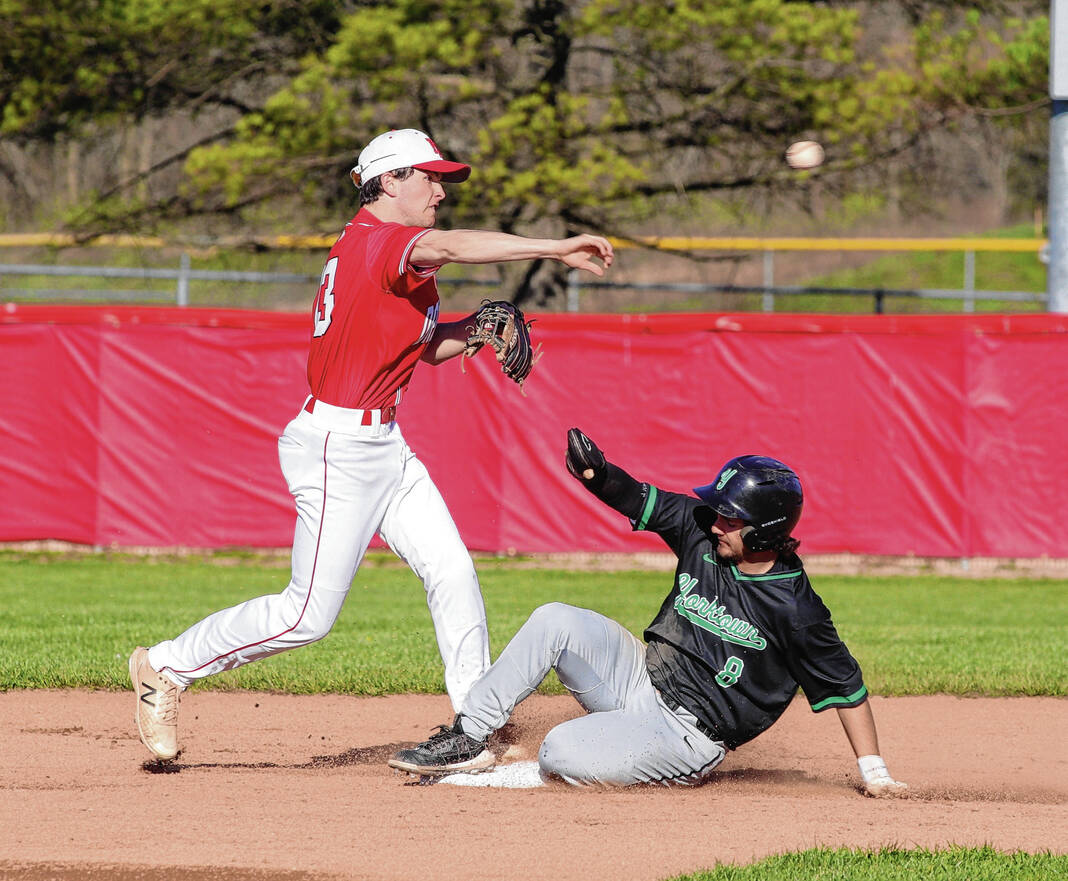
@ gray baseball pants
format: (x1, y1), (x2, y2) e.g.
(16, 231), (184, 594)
(458, 602), (726, 786)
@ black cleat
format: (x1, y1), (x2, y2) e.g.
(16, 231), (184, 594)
(388, 716), (495, 775)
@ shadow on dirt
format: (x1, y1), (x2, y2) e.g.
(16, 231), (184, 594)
(140, 742), (410, 774)
(712, 767), (817, 785)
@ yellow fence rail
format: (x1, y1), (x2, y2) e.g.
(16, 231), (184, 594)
(612, 236), (1047, 253)
(0, 234), (1049, 313)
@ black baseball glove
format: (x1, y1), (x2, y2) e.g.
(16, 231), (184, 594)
(464, 300), (538, 386)
(565, 427), (606, 484)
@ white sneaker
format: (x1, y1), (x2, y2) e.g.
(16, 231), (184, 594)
(129, 647), (180, 760)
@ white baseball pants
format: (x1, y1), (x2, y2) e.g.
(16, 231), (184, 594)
(458, 603), (726, 786)
(148, 402), (490, 711)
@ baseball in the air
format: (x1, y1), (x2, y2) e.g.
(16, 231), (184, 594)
(785, 140), (825, 170)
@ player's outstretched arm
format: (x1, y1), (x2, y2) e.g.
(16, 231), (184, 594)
(835, 700), (909, 798)
(411, 229), (613, 274)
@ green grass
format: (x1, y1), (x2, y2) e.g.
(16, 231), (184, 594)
(793, 224), (1047, 314)
(812, 575), (1067, 696)
(669, 846), (1066, 881)
(0, 551), (1064, 696)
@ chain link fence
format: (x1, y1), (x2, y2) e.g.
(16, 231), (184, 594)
(0, 235), (1050, 313)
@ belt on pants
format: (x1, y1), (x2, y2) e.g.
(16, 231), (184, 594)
(303, 396), (396, 429)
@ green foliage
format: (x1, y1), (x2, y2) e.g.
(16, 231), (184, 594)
(0, 553), (1064, 696)
(911, 11), (1048, 110)
(670, 845), (1067, 881)
(0, 2), (1052, 300)
(0, 0), (342, 140)
(177, 0), (871, 229)
(165, 2), (1048, 239)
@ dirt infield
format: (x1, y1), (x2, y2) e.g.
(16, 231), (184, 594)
(1, 691), (1065, 880)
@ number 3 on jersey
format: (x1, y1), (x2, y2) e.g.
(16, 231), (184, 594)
(313, 257), (339, 338)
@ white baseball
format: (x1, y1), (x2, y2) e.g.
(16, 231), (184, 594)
(785, 140), (824, 169)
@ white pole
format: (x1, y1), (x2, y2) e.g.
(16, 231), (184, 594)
(176, 253), (191, 306)
(963, 250), (975, 313)
(567, 269), (580, 312)
(762, 250), (775, 312)
(1048, 1), (1068, 311)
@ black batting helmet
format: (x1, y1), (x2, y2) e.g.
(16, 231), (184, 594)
(693, 455), (803, 551)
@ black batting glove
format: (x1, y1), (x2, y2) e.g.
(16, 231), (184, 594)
(566, 427), (606, 485)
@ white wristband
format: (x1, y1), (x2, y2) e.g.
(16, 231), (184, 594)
(857, 754), (890, 784)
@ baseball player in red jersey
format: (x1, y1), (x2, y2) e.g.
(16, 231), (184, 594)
(128, 128), (614, 761)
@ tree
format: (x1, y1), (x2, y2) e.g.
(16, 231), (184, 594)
(0, 0), (345, 139)
(0, 0), (342, 218)
(0, 1), (1050, 303)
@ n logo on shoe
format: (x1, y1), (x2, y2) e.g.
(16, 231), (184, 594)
(139, 682), (158, 707)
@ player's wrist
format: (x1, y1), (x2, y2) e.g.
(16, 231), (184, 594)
(857, 754), (891, 784)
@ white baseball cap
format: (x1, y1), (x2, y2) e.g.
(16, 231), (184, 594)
(351, 128), (471, 185)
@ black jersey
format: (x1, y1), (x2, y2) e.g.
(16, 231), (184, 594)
(637, 485), (867, 750)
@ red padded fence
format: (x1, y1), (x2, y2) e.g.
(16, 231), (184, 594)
(3, 305), (1066, 558)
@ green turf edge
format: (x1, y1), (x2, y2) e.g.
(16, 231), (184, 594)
(664, 845), (1066, 881)
(1, 555), (1065, 696)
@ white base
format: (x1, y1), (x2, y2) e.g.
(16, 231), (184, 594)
(436, 760), (545, 788)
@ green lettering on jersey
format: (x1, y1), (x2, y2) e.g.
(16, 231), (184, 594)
(672, 575), (767, 650)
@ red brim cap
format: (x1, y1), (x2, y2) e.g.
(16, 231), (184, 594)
(413, 159), (471, 183)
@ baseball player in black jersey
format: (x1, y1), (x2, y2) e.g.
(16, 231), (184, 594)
(389, 429), (907, 795)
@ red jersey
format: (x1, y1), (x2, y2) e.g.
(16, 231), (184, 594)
(307, 207), (441, 410)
